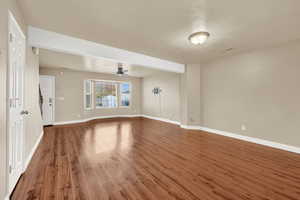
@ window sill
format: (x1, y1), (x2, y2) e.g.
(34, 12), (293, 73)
(119, 106), (131, 108)
(94, 106), (131, 109)
(96, 107), (117, 109)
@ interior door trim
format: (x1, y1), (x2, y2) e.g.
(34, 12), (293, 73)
(40, 75), (55, 125)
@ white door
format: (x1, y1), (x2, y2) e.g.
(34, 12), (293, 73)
(39, 75), (55, 125)
(8, 12), (26, 193)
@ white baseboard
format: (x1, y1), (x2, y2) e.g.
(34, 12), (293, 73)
(53, 114), (181, 126)
(181, 125), (300, 154)
(53, 115), (142, 125)
(180, 125), (201, 130)
(23, 130), (44, 172)
(141, 115), (181, 125)
(4, 194), (9, 200)
(52, 114), (300, 155)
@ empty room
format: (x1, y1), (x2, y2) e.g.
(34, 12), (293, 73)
(1, 0), (300, 199)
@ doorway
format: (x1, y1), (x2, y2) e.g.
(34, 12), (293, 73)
(39, 75), (55, 125)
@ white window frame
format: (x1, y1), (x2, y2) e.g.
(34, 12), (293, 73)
(84, 80), (93, 110)
(83, 79), (132, 110)
(119, 82), (131, 108)
(94, 81), (119, 109)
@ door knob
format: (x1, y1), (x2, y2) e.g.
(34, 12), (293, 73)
(20, 110), (29, 115)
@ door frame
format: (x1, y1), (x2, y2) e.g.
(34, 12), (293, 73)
(7, 10), (26, 194)
(40, 75), (55, 125)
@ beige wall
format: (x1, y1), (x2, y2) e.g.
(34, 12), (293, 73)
(140, 65), (199, 125)
(141, 41), (300, 148)
(0, 1), (9, 198)
(0, 1), (43, 198)
(41, 67), (182, 124)
(180, 71), (188, 125)
(181, 64), (201, 126)
(142, 71), (181, 122)
(201, 41), (300, 147)
(24, 48), (43, 158)
(40, 67), (142, 122)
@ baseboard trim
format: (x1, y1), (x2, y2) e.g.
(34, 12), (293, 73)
(181, 125), (300, 154)
(52, 114), (300, 155)
(141, 115), (181, 125)
(53, 115), (142, 125)
(53, 114), (181, 126)
(4, 194), (9, 200)
(23, 130), (44, 172)
(180, 125), (201, 130)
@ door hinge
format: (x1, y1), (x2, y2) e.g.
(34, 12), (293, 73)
(9, 165), (12, 174)
(9, 33), (13, 42)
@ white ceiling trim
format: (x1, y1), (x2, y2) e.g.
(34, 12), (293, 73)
(28, 26), (185, 73)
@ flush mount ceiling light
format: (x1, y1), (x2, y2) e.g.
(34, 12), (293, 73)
(188, 31), (210, 45)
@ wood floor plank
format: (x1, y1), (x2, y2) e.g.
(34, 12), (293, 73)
(11, 117), (300, 200)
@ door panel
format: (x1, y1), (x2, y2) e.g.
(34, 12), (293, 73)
(8, 12), (26, 193)
(39, 76), (55, 125)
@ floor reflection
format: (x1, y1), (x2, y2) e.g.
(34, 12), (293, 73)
(83, 121), (134, 157)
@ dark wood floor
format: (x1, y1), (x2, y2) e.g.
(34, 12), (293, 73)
(12, 117), (300, 200)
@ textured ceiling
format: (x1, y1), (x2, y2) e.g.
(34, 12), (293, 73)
(19, 0), (300, 63)
(39, 49), (163, 77)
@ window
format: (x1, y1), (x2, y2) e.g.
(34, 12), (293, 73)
(95, 81), (118, 108)
(120, 82), (131, 107)
(84, 80), (93, 110)
(84, 80), (131, 110)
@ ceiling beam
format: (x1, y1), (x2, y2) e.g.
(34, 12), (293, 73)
(28, 26), (185, 73)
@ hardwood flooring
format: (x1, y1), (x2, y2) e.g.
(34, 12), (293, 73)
(12, 117), (300, 200)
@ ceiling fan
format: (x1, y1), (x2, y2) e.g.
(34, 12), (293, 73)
(116, 63), (128, 76)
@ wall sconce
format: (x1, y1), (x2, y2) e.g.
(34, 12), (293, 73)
(152, 87), (162, 95)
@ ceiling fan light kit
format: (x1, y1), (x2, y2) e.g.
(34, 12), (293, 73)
(116, 63), (128, 76)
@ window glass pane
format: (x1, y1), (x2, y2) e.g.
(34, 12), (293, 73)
(120, 83), (130, 93)
(84, 80), (93, 110)
(85, 94), (91, 108)
(85, 80), (91, 94)
(120, 83), (130, 106)
(95, 82), (117, 108)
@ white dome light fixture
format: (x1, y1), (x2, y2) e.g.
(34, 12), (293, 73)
(188, 31), (210, 45)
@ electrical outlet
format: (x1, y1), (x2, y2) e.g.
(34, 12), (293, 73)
(241, 124), (247, 131)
